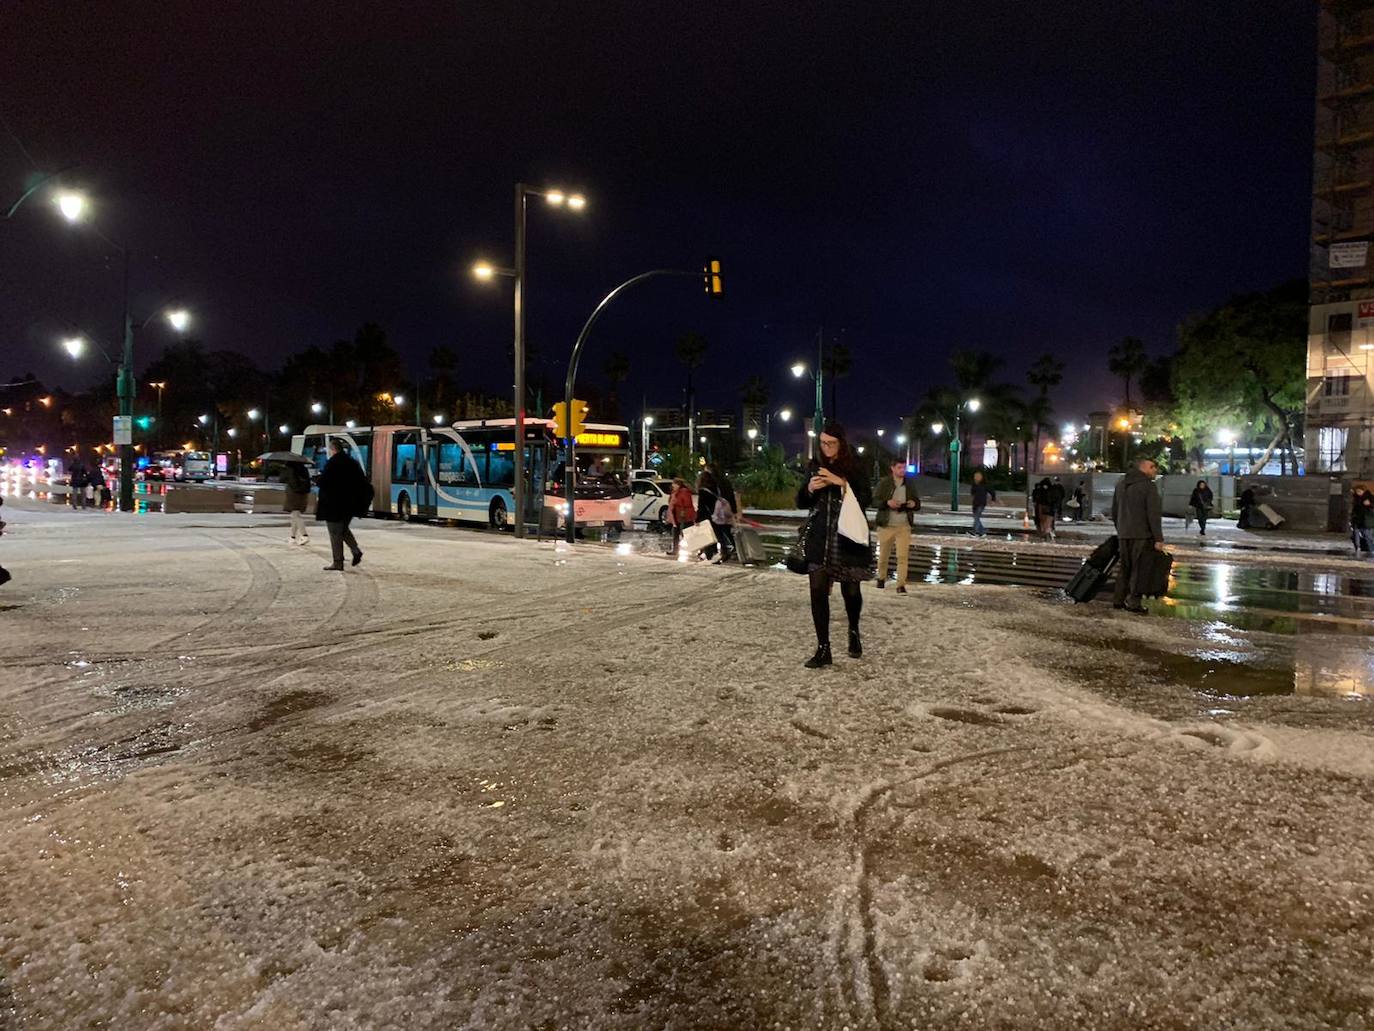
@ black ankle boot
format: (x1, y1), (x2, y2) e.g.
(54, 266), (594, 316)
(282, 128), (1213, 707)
(804, 643), (832, 669)
(848, 628), (862, 658)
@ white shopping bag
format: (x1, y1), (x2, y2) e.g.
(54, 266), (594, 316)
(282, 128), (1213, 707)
(681, 520), (717, 554)
(837, 485), (869, 544)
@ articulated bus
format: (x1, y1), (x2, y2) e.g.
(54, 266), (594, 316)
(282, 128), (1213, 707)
(291, 420), (633, 530)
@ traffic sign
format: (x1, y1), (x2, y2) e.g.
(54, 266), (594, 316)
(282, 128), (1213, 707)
(113, 416), (133, 445)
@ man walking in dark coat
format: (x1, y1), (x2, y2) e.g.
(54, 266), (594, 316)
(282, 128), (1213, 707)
(1110, 457), (1164, 613)
(315, 439), (369, 571)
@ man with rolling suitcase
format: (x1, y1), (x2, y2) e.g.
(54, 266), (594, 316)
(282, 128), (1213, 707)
(1109, 457), (1166, 613)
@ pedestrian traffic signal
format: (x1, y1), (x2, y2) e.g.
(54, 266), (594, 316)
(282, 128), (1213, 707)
(703, 257), (723, 298)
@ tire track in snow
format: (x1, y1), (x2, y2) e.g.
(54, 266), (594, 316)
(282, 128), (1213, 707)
(835, 746), (1026, 1029)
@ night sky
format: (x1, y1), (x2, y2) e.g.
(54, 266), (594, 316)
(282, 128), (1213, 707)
(1, 1), (1316, 434)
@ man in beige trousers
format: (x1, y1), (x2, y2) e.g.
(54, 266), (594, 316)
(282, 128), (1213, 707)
(873, 458), (920, 594)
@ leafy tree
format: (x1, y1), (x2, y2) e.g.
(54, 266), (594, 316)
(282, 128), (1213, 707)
(1108, 337), (1149, 408)
(1171, 280), (1306, 472)
(429, 344), (459, 412)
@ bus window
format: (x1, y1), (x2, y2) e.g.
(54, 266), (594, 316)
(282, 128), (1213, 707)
(487, 449), (514, 488)
(394, 434), (419, 484)
(437, 442), (480, 485)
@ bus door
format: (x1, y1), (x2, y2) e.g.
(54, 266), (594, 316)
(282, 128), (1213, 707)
(523, 440), (547, 527)
(414, 437), (440, 517)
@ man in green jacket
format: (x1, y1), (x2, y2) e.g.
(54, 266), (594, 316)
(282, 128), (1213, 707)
(873, 459), (920, 593)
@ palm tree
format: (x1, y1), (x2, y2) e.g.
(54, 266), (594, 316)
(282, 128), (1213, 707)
(675, 332), (708, 444)
(602, 351), (629, 420)
(822, 342), (852, 419)
(1108, 337), (1148, 408)
(1026, 353), (1064, 464)
(949, 349), (1002, 395)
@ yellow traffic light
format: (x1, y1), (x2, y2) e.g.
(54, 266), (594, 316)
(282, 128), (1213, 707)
(552, 401), (569, 438)
(704, 257), (722, 298)
(570, 399), (588, 437)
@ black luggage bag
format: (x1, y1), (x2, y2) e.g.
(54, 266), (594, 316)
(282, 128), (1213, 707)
(1135, 548), (1173, 598)
(1065, 557), (1114, 603)
(734, 527), (769, 566)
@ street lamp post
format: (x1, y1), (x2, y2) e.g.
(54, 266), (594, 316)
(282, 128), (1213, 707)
(149, 381), (166, 449)
(641, 414), (654, 467)
(475, 184), (586, 538)
(790, 333), (825, 458)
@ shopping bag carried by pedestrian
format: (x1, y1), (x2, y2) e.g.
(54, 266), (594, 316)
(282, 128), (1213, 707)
(1135, 548), (1173, 598)
(837, 485), (869, 545)
(681, 520), (717, 555)
(711, 495), (734, 525)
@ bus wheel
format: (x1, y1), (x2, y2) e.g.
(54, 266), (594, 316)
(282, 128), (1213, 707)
(489, 497), (508, 530)
(397, 493), (412, 522)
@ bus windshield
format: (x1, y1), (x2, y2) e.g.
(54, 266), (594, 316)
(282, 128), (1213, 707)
(576, 451), (629, 487)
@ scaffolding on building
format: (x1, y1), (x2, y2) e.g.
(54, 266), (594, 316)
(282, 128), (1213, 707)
(1309, 2), (1374, 477)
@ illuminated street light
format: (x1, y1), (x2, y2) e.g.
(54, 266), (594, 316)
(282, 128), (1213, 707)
(790, 362), (807, 378)
(931, 422), (944, 433)
(310, 402), (324, 415)
(393, 394), (405, 406)
(966, 398), (981, 413)
(432, 414), (444, 425)
(876, 427), (885, 438)
(472, 182), (590, 539)
(246, 408), (261, 421)
(54, 191), (88, 223)
(778, 408), (792, 421)
(746, 427), (758, 440)
(62, 336), (85, 359)
(896, 434), (907, 444)
(345, 419), (357, 429)
(166, 309), (191, 332)
(197, 414), (209, 425)
(227, 427), (238, 438)
(278, 424), (290, 435)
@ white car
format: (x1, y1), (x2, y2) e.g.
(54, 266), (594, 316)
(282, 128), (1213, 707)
(628, 479), (688, 528)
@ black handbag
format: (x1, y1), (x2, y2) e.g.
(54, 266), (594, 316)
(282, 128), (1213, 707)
(784, 512), (813, 574)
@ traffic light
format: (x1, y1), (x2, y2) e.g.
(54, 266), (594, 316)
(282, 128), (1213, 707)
(552, 401), (569, 438)
(703, 257), (723, 298)
(570, 399), (588, 437)
(135, 416), (154, 430)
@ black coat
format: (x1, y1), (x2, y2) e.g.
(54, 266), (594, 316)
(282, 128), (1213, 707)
(796, 466), (873, 569)
(1189, 486), (1214, 513)
(314, 452), (371, 523)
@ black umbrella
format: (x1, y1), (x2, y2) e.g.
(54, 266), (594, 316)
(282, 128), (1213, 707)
(256, 451), (311, 463)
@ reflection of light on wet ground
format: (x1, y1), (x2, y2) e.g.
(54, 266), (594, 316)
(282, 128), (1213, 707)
(1293, 637), (1373, 698)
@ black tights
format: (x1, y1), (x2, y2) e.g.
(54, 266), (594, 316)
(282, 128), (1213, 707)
(809, 570), (861, 645)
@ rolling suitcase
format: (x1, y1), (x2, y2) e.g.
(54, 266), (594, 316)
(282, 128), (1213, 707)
(1065, 556), (1115, 603)
(733, 527), (768, 566)
(1135, 548), (1173, 598)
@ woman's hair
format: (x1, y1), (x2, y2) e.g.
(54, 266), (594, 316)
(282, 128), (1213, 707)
(1196, 479), (1208, 488)
(329, 438), (345, 454)
(817, 420), (856, 476)
(697, 470), (718, 491)
(671, 477), (687, 490)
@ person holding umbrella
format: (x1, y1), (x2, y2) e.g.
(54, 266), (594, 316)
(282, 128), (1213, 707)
(259, 450), (315, 546)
